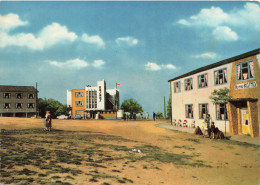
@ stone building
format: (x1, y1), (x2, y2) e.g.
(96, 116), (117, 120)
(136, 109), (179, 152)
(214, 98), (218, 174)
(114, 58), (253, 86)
(0, 85), (38, 117)
(169, 48), (259, 137)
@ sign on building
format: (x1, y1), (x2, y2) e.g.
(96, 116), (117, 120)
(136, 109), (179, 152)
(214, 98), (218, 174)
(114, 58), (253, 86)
(234, 81), (257, 90)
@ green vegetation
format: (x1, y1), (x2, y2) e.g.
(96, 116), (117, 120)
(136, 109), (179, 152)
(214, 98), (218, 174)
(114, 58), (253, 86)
(38, 98), (68, 118)
(120, 99), (143, 114)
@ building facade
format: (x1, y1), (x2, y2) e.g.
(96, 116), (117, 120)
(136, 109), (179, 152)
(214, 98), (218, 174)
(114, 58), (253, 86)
(169, 49), (260, 137)
(67, 80), (120, 119)
(0, 85), (38, 117)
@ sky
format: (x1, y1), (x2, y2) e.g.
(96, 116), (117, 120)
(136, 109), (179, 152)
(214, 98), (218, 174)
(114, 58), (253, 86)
(0, 1), (259, 116)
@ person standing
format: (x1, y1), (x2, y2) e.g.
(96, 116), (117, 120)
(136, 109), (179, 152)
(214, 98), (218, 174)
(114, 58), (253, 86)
(146, 112), (149, 120)
(45, 111), (52, 131)
(204, 114), (212, 137)
(153, 112), (156, 121)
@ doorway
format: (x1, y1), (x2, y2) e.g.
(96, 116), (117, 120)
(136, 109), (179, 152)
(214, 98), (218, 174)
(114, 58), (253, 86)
(241, 108), (250, 135)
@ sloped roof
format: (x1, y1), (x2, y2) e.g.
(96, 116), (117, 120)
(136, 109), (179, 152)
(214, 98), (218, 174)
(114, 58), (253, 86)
(168, 48), (260, 82)
(0, 85), (37, 92)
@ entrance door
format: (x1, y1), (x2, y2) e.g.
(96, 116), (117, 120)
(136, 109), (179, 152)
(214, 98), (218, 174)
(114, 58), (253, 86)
(241, 108), (250, 135)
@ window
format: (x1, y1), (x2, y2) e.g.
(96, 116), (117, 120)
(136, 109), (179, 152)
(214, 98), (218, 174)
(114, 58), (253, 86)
(76, 101), (83, 106)
(174, 81), (181, 93)
(216, 103), (228, 120)
(27, 103), (35, 108)
(16, 93), (23, 99)
(185, 104), (193, 118)
(28, 94), (34, 99)
(16, 103), (22, 109)
(236, 60), (254, 81)
(198, 74), (208, 88)
(199, 103), (209, 119)
(214, 68), (227, 85)
(3, 93), (11, 99)
(4, 103), (10, 109)
(75, 92), (83, 97)
(99, 86), (102, 102)
(184, 78), (193, 91)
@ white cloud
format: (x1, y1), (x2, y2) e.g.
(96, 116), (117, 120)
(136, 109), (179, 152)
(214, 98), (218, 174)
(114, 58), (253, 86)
(47, 58), (88, 68)
(82, 33), (105, 48)
(116, 36), (138, 46)
(92, 59), (105, 68)
(192, 52), (217, 59)
(213, 26), (238, 41)
(0, 13), (28, 31)
(145, 62), (176, 71)
(178, 6), (228, 27)
(0, 13), (78, 50)
(177, 3), (260, 40)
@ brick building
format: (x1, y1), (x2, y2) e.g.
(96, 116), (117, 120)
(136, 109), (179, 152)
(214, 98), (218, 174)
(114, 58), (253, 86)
(169, 48), (259, 137)
(0, 85), (38, 117)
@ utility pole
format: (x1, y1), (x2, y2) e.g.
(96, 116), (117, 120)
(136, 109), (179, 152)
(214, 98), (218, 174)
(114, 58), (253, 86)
(164, 96), (166, 119)
(36, 82), (38, 118)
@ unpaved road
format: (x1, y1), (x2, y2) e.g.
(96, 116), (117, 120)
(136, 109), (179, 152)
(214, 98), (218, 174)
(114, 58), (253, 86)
(0, 117), (259, 185)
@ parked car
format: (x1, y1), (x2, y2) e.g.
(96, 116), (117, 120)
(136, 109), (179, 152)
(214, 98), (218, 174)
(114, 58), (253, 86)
(57, 115), (68, 119)
(75, 114), (82, 119)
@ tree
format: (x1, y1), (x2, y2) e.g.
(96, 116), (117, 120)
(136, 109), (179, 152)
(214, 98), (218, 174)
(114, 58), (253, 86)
(38, 98), (67, 118)
(120, 99), (143, 114)
(209, 87), (231, 136)
(156, 112), (163, 119)
(167, 94), (171, 119)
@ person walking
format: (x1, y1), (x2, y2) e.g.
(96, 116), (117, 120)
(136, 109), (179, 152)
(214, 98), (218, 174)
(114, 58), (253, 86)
(45, 111), (52, 131)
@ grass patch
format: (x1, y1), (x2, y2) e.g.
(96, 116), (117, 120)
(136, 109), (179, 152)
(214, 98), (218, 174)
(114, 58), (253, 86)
(173, 145), (195, 151)
(185, 138), (200, 143)
(216, 139), (260, 149)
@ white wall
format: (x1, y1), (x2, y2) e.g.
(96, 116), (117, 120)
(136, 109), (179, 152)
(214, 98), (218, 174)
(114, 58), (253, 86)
(66, 90), (72, 107)
(171, 63), (232, 132)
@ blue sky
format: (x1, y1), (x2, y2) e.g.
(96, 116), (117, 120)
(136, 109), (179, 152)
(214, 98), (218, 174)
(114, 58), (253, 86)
(0, 1), (259, 116)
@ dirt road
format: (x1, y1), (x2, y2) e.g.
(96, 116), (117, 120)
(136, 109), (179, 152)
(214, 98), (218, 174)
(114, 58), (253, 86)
(0, 117), (259, 185)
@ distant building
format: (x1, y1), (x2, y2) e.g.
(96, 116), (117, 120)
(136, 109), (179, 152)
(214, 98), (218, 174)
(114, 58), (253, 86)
(0, 85), (38, 117)
(169, 48), (260, 137)
(67, 80), (120, 119)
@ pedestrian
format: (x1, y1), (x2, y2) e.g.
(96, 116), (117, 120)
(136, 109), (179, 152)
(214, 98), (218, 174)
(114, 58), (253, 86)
(153, 112), (156, 121)
(146, 112), (149, 120)
(45, 111), (52, 131)
(204, 113), (212, 137)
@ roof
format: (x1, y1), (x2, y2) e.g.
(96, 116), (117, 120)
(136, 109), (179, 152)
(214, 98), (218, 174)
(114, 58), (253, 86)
(0, 85), (37, 92)
(168, 48), (260, 82)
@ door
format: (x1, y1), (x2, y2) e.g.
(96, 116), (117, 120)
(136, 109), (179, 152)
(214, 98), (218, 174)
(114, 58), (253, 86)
(241, 108), (250, 135)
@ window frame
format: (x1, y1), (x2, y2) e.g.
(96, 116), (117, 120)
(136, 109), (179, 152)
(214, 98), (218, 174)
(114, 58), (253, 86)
(236, 60), (255, 81)
(28, 93), (34, 99)
(15, 103), (23, 109)
(198, 103), (209, 119)
(16, 93), (23, 99)
(185, 104), (193, 119)
(3, 103), (11, 109)
(214, 68), (228, 86)
(75, 92), (84, 97)
(174, 81), (181, 93)
(215, 103), (229, 121)
(27, 103), (35, 108)
(197, 73), (208, 89)
(184, 78), (193, 91)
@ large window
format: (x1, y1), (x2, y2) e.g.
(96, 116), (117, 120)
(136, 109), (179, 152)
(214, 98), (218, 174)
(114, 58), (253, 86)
(75, 92), (83, 97)
(185, 104), (193, 118)
(198, 73), (208, 88)
(216, 103), (228, 120)
(16, 93), (23, 99)
(27, 103), (35, 108)
(214, 68), (227, 85)
(4, 103), (11, 109)
(16, 103), (22, 109)
(184, 78), (193, 91)
(236, 60), (254, 81)
(3, 93), (11, 99)
(76, 101), (83, 106)
(199, 103), (209, 119)
(28, 93), (34, 99)
(174, 81), (181, 93)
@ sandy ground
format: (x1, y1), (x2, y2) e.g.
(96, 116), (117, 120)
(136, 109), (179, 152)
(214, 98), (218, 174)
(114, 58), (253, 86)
(0, 117), (260, 185)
